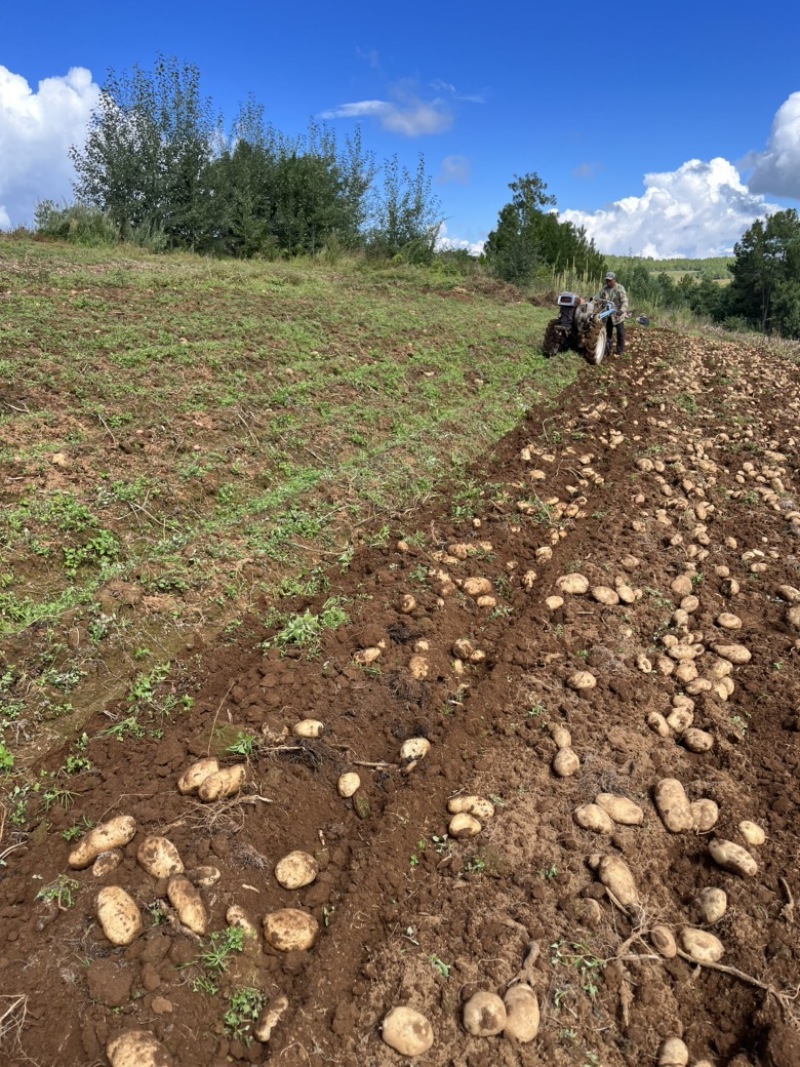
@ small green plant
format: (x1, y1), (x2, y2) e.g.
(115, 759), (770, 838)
(540, 864), (558, 880)
(102, 716), (145, 742)
(429, 954), (451, 978)
(196, 926), (245, 974)
(225, 731), (255, 757)
(63, 754), (92, 775)
(0, 741), (13, 773)
(61, 815), (94, 841)
(463, 854), (486, 874)
(36, 874), (79, 909)
(223, 987), (265, 1039)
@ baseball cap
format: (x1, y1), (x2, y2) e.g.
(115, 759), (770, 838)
(605, 271), (616, 281)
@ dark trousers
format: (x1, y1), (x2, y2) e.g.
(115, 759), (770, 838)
(606, 320), (625, 354)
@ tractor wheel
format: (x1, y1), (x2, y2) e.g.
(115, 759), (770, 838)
(542, 320), (563, 359)
(583, 321), (607, 366)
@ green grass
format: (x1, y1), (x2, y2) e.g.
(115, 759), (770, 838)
(0, 234), (578, 776)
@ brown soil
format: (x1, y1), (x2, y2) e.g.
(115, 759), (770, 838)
(2, 326), (799, 1067)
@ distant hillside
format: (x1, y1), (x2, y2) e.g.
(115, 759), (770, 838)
(605, 255), (733, 281)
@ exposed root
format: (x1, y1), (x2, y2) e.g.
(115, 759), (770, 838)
(0, 994), (28, 1046)
(676, 950), (800, 1021)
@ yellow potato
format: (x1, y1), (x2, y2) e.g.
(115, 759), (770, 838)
(691, 799), (719, 833)
(598, 855), (639, 906)
(709, 838), (758, 877)
(653, 779), (693, 832)
(97, 886), (143, 946)
(292, 719), (324, 738)
(262, 908), (319, 952)
(557, 573), (589, 595)
(177, 757), (219, 795)
(167, 875), (208, 935)
(381, 1006), (434, 1057)
(198, 763), (246, 802)
(502, 983), (540, 1042)
(274, 851), (318, 890)
(446, 795), (495, 820)
(552, 747), (580, 778)
(658, 1037), (689, 1067)
(448, 813), (482, 838)
(400, 737), (430, 761)
(463, 991), (506, 1036)
(137, 837), (184, 880)
(680, 927), (724, 963)
(107, 1030), (173, 1067)
(650, 925), (677, 959)
(254, 994), (289, 1043)
(595, 793), (644, 826)
(69, 815), (137, 870)
(573, 804), (614, 834)
(337, 772), (361, 797)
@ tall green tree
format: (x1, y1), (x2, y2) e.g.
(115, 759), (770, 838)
(484, 172), (604, 284)
(724, 209), (800, 335)
(71, 56), (217, 247)
(366, 154), (442, 262)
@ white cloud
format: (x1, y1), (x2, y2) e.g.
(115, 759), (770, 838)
(747, 92), (800, 199)
(0, 65), (100, 229)
(562, 157), (779, 258)
(437, 155), (470, 185)
(321, 94), (452, 136)
(436, 222), (484, 257)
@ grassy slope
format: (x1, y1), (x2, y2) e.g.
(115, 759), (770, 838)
(0, 237), (573, 768)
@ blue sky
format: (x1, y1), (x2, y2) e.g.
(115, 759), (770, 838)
(2, 0), (799, 257)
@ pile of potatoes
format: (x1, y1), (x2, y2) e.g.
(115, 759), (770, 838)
(446, 793), (494, 839)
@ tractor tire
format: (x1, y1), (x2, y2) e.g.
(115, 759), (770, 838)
(583, 321), (607, 366)
(542, 320), (563, 359)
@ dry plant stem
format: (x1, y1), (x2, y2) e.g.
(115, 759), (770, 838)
(676, 950), (799, 1020)
(0, 994), (28, 1042)
(779, 877), (795, 924)
(206, 681), (235, 756)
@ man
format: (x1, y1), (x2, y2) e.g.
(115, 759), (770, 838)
(596, 271), (628, 355)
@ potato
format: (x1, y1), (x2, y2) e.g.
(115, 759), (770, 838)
(552, 747), (580, 777)
(167, 875), (208, 935)
(97, 886), (143, 946)
(557, 573), (589, 595)
(381, 1006), (434, 1057)
(682, 728), (714, 753)
(449, 813), (482, 839)
(502, 983), (540, 1042)
(568, 670), (596, 692)
(254, 993), (289, 1043)
(648, 711), (671, 737)
(92, 850), (123, 878)
(711, 643), (751, 664)
(650, 925), (677, 959)
(463, 991), (506, 1036)
(447, 795), (495, 820)
(137, 837), (184, 880)
(187, 866), (221, 887)
(595, 793), (644, 826)
(337, 772), (361, 798)
(462, 576), (493, 597)
(177, 758), (219, 795)
(708, 838), (758, 878)
(666, 707), (694, 733)
(263, 908), (319, 952)
(550, 725), (572, 749)
(275, 851), (318, 890)
(680, 927), (724, 963)
(69, 815), (137, 870)
(717, 612), (742, 630)
(198, 763), (246, 802)
(592, 585), (619, 605)
(400, 737), (430, 761)
(696, 887), (727, 924)
(107, 1030), (173, 1067)
(545, 595), (564, 611)
(598, 854), (638, 906)
(654, 779), (694, 832)
(658, 1036), (689, 1067)
(292, 719), (324, 738)
(573, 804), (613, 834)
(691, 799), (719, 833)
(738, 820), (766, 846)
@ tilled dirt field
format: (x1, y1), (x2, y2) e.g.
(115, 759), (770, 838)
(1, 325), (800, 1067)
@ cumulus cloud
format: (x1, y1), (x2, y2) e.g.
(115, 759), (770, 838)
(747, 92), (800, 199)
(0, 65), (100, 229)
(321, 92), (452, 136)
(562, 157), (779, 258)
(435, 222), (484, 257)
(437, 155), (471, 185)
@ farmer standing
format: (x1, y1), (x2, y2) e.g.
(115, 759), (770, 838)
(596, 271), (628, 355)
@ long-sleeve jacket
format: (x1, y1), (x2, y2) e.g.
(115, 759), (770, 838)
(595, 282), (628, 325)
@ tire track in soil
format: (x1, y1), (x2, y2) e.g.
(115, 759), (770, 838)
(1, 326), (799, 1067)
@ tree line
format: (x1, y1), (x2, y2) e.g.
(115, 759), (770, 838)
(36, 57), (441, 262)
